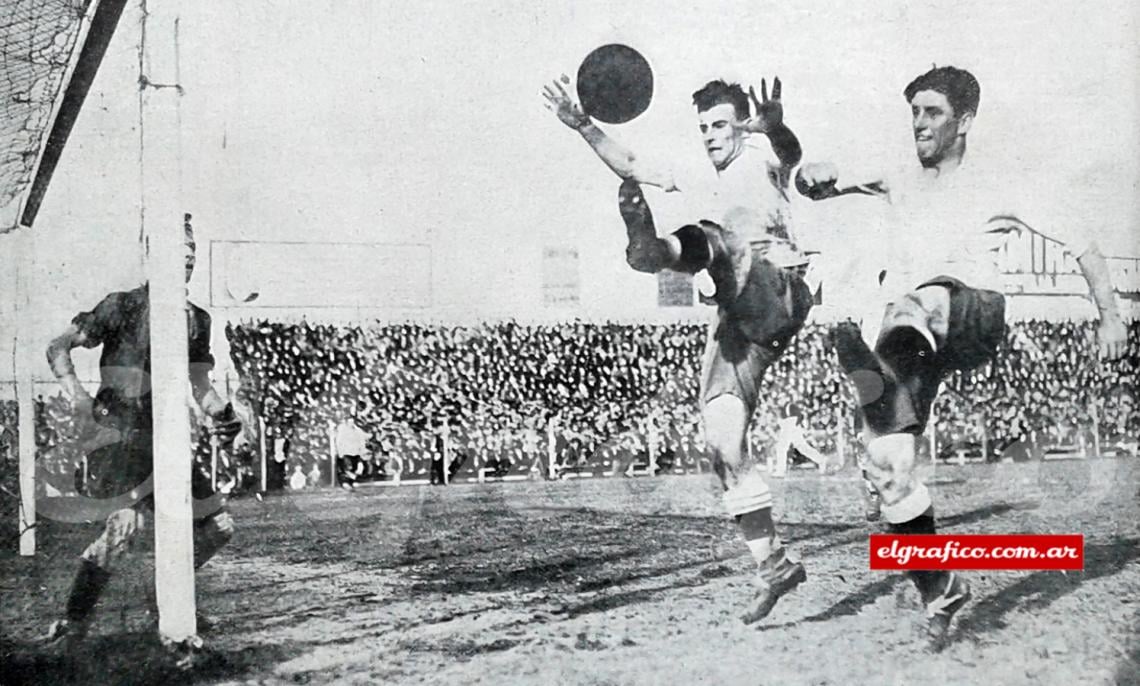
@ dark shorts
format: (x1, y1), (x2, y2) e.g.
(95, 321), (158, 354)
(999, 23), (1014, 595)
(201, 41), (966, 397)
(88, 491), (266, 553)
(82, 418), (222, 516)
(82, 422), (152, 500)
(338, 454), (362, 480)
(872, 275), (1006, 434)
(700, 254), (813, 413)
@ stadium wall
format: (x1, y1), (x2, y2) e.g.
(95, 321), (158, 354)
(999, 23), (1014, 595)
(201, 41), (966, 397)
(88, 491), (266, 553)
(2, 0), (1136, 392)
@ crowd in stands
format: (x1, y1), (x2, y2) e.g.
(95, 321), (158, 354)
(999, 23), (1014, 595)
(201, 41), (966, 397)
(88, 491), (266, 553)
(224, 317), (1140, 480)
(935, 319), (1140, 455)
(2, 319), (1137, 496)
(224, 320), (714, 483)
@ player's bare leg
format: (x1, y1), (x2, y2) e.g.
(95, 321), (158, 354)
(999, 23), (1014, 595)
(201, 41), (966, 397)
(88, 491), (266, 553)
(705, 395), (806, 625)
(618, 176), (809, 624)
(833, 286), (970, 649)
(47, 507), (145, 649)
(863, 431), (969, 649)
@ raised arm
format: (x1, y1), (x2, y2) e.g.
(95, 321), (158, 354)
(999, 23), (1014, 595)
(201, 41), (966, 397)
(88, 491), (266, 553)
(46, 324), (95, 405)
(187, 307), (227, 418)
(189, 363), (227, 417)
(542, 75), (678, 191)
(190, 363), (243, 449)
(736, 78), (801, 170)
(1073, 242), (1127, 360)
(794, 162), (887, 201)
(187, 308), (242, 448)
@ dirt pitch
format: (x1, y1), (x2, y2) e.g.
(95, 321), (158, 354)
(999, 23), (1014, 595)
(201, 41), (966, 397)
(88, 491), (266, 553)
(2, 458), (1138, 686)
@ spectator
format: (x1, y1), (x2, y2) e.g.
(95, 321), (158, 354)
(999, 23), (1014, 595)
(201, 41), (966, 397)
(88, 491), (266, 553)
(7, 316), (1131, 504)
(333, 402), (370, 491)
(288, 465), (307, 491)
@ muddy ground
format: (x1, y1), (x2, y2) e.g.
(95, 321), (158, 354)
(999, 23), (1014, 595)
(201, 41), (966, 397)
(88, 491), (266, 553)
(2, 458), (1138, 685)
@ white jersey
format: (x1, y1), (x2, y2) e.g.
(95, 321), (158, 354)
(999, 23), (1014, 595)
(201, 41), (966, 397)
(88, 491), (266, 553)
(334, 420), (369, 456)
(876, 155), (1091, 295)
(684, 143), (804, 267)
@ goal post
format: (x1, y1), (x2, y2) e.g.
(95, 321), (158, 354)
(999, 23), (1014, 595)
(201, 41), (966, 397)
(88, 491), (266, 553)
(139, 0), (197, 644)
(5, 0), (130, 557)
(1, 0), (200, 644)
(16, 230), (35, 556)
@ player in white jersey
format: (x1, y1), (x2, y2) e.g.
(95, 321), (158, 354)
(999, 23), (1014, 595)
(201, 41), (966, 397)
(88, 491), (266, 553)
(796, 65), (1128, 648)
(543, 75), (812, 623)
(771, 400), (828, 477)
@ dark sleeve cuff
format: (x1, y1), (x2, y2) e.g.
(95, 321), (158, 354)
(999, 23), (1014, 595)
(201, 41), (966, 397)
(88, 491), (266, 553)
(672, 224), (712, 273)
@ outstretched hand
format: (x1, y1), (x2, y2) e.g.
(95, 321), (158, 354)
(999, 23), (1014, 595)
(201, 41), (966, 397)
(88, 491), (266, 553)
(795, 162), (840, 199)
(542, 75), (591, 131)
(1096, 316), (1128, 361)
(209, 402), (243, 445)
(736, 77), (784, 135)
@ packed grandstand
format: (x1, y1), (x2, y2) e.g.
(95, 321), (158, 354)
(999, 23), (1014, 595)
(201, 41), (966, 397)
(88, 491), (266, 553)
(3, 317), (1135, 498)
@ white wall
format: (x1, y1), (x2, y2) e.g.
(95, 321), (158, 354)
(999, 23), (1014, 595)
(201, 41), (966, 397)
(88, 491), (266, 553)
(2, 0), (1137, 389)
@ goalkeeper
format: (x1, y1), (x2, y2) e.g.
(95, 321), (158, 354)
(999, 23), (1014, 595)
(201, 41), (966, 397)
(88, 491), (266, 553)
(42, 216), (241, 649)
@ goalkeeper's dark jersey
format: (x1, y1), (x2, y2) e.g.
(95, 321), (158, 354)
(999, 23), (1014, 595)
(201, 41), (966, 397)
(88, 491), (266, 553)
(71, 284), (214, 498)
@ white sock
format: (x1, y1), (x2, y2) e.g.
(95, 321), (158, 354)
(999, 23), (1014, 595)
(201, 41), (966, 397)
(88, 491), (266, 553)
(745, 536), (782, 567)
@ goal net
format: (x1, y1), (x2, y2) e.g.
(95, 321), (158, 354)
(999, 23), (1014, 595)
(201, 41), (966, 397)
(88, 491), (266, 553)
(0, 0), (92, 230)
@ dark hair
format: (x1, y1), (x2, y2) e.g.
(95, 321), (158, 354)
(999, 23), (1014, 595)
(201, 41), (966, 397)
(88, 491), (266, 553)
(692, 80), (749, 120)
(903, 66), (980, 116)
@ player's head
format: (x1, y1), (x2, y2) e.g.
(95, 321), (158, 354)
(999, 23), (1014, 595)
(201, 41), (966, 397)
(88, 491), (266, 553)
(692, 80), (749, 171)
(184, 213), (197, 283)
(903, 66), (979, 167)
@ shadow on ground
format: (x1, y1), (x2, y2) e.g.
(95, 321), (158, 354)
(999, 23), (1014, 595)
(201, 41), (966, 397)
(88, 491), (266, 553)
(0, 633), (299, 686)
(957, 536), (1140, 637)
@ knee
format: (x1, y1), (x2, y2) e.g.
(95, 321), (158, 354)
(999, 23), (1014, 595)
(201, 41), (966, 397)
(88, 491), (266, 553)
(866, 433), (916, 469)
(86, 508), (143, 567)
(625, 244), (660, 274)
(702, 398), (748, 471)
(864, 433), (919, 503)
(206, 511), (235, 544)
(706, 434), (744, 472)
(879, 293), (941, 363)
(106, 508), (143, 538)
(913, 285), (951, 334)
